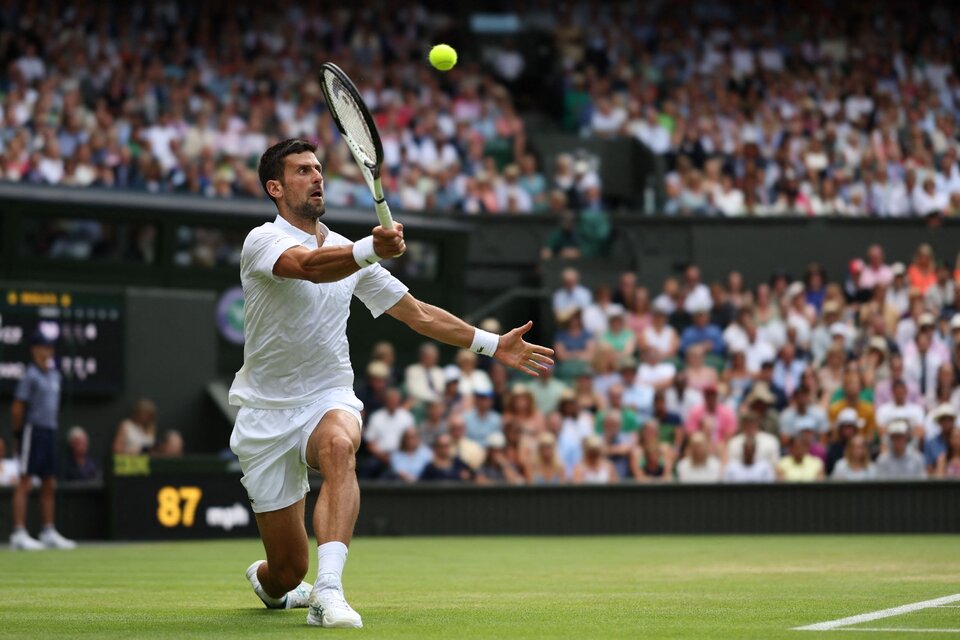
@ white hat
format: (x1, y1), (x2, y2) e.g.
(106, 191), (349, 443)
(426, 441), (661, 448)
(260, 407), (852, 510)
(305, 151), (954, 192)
(829, 322), (852, 339)
(835, 407), (864, 428)
(930, 403), (957, 422)
(918, 312), (936, 328)
(653, 296), (674, 315)
(949, 315), (960, 331)
(886, 419), (910, 436)
(786, 281), (805, 299)
(443, 364), (461, 383)
(605, 303), (626, 318)
(891, 262), (906, 276)
(485, 432), (506, 448)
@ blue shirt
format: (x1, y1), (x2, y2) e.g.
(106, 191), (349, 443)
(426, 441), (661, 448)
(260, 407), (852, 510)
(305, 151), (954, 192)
(390, 445), (434, 480)
(463, 409), (502, 443)
(924, 433), (949, 468)
(14, 363), (61, 429)
(680, 324), (725, 355)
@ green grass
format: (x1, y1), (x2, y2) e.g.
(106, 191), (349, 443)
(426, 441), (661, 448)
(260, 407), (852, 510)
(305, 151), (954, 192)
(1, 536), (959, 639)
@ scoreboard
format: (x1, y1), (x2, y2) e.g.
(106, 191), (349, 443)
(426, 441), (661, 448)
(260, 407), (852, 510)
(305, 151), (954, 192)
(0, 285), (125, 396)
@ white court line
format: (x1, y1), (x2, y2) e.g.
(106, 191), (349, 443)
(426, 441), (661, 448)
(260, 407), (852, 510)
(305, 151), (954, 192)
(837, 630), (960, 634)
(793, 594), (960, 631)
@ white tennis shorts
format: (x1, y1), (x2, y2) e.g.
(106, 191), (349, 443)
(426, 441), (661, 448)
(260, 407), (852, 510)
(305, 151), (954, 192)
(229, 386), (363, 514)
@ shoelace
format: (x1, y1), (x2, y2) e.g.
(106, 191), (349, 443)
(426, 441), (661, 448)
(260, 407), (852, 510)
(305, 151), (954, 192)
(318, 586), (353, 611)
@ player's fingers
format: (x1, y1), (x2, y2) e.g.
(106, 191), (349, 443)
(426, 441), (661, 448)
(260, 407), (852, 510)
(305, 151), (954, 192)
(519, 364), (540, 377)
(512, 320), (533, 337)
(530, 352), (554, 366)
(530, 344), (555, 356)
(526, 359), (550, 372)
(395, 222), (404, 237)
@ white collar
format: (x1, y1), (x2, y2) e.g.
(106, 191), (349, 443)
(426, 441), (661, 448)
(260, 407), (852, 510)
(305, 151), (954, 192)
(273, 215), (330, 246)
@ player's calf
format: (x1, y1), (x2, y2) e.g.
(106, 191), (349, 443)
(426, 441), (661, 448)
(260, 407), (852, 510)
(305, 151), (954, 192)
(246, 560), (312, 609)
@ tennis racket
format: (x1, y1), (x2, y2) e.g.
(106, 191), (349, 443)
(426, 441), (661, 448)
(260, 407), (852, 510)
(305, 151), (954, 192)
(319, 62), (395, 230)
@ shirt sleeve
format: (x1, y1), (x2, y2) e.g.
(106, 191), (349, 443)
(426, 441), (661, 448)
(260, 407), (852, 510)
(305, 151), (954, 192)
(353, 264), (409, 318)
(242, 226), (301, 283)
(13, 369), (34, 403)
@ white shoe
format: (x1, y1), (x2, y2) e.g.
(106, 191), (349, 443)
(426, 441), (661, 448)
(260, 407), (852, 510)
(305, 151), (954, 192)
(307, 579), (363, 628)
(39, 528), (76, 550)
(10, 529), (44, 551)
(245, 561), (313, 610)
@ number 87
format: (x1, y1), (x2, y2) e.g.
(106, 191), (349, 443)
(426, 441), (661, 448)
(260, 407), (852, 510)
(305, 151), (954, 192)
(157, 486), (203, 527)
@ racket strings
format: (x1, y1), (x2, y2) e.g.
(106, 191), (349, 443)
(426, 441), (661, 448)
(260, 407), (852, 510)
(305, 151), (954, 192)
(323, 73), (377, 166)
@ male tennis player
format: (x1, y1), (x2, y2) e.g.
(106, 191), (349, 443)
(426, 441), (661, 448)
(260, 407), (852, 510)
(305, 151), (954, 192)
(230, 139), (554, 628)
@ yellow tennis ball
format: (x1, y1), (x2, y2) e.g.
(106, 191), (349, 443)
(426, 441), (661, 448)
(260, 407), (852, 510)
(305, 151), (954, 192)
(429, 44), (457, 71)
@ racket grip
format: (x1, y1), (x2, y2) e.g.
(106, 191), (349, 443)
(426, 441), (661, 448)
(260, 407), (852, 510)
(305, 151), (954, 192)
(375, 198), (395, 229)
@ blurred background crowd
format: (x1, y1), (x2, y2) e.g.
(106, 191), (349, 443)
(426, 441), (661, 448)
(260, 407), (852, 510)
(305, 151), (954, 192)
(351, 241), (960, 484)
(2, 0), (959, 217)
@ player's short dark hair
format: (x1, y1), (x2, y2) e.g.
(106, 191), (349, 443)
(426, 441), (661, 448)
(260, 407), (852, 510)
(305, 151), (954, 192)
(258, 139), (317, 203)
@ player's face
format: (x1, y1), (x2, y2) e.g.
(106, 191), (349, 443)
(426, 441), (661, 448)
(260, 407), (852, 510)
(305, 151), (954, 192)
(281, 152), (325, 220)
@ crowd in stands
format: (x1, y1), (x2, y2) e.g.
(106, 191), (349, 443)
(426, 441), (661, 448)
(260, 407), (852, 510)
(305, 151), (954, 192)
(354, 241), (960, 483)
(0, 395), (183, 487)
(564, 2), (960, 217)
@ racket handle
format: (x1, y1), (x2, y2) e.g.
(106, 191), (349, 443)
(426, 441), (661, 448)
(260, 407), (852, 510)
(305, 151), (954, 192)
(375, 199), (394, 229)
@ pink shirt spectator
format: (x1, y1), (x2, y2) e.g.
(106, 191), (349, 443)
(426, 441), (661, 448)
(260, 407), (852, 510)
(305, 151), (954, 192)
(859, 265), (893, 290)
(684, 403), (737, 443)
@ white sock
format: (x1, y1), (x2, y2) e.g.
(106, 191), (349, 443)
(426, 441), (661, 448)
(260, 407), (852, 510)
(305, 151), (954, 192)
(316, 541), (348, 589)
(42, 524), (55, 533)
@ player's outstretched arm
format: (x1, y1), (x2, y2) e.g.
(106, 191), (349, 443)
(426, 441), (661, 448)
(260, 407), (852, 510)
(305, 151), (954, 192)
(385, 293), (554, 377)
(273, 225), (405, 283)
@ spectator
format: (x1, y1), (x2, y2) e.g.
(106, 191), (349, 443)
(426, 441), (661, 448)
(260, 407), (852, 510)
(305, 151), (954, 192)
(501, 421), (531, 482)
(683, 345), (720, 392)
(875, 379), (927, 443)
(582, 285), (615, 337)
(680, 307), (725, 356)
(830, 435), (876, 481)
(618, 357), (655, 417)
(664, 371), (704, 423)
(524, 367), (569, 415)
(776, 436), (825, 482)
(902, 316), (945, 399)
(908, 244), (938, 294)
(827, 372), (876, 440)
(419, 434), (474, 482)
(389, 428), (433, 483)
(552, 267), (592, 318)
(934, 427), (960, 479)
(637, 344), (676, 392)
(824, 408), (865, 476)
(640, 302), (680, 361)
(600, 306), (635, 357)
(924, 404), (957, 474)
(527, 432), (566, 484)
(742, 382), (782, 436)
(447, 415), (485, 472)
(632, 437), (673, 483)
(503, 384), (545, 443)
(726, 412), (781, 471)
(356, 360), (390, 417)
(364, 388), (416, 475)
(859, 245), (893, 290)
(113, 398), (157, 455)
(571, 435), (617, 484)
(649, 392), (683, 448)
(476, 432), (525, 485)
(404, 343), (445, 405)
(676, 432), (722, 483)
(453, 350), (494, 398)
(541, 211), (583, 260)
(874, 420), (927, 480)
(554, 308), (595, 375)
(64, 426), (99, 481)
(155, 430), (184, 458)
(779, 386), (830, 445)
(722, 436), (775, 483)
(0, 439), (20, 487)
(684, 384), (737, 446)
(463, 388), (503, 444)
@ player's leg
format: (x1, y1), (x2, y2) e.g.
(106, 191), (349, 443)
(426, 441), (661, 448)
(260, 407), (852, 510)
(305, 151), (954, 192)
(247, 498), (312, 608)
(303, 409), (363, 628)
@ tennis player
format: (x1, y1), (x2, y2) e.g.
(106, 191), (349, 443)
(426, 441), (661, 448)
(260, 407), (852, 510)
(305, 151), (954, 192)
(230, 139), (554, 628)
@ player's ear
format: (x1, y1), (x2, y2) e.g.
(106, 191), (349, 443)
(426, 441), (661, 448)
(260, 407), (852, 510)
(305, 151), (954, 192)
(266, 179), (283, 200)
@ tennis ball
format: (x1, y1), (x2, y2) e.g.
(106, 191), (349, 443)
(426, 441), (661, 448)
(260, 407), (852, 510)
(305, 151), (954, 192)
(429, 44), (457, 71)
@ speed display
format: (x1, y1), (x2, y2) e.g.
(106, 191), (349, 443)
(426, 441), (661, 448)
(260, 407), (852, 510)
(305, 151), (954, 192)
(0, 285), (124, 395)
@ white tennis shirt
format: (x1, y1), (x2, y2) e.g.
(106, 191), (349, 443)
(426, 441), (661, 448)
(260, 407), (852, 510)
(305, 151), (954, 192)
(228, 215), (408, 409)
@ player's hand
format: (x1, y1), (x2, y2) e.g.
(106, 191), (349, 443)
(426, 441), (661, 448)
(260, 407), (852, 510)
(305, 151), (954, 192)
(373, 223), (405, 258)
(494, 321), (555, 377)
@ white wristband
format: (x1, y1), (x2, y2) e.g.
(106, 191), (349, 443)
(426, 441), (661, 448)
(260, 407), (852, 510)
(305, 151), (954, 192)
(352, 236), (381, 268)
(470, 328), (499, 357)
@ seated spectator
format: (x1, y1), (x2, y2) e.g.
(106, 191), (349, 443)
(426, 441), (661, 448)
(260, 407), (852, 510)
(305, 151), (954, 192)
(552, 267), (592, 317)
(772, 342), (807, 399)
(874, 420), (927, 480)
(502, 421), (531, 481)
(503, 384), (545, 443)
(726, 412), (780, 470)
(454, 350), (494, 398)
(722, 436), (775, 483)
(463, 387), (503, 443)
(637, 345), (676, 392)
(597, 410), (636, 479)
(934, 427), (960, 479)
(404, 342), (445, 405)
(618, 357), (655, 418)
(419, 434), (474, 482)
(554, 308), (595, 373)
(925, 404), (957, 474)
(447, 414), (485, 471)
(582, 284), (615, 337)
(632, 438), (673, 483)
(875, 379), (926, 442)
(676, 432), (722, 483)
(825, 408), (867, 476)
(683, 345), (720, 392)
(649, 394), (683, 447)
(600, 305), (636, 357)
(370, 341), (400, 385)
(527, 432), (566, 484)
(641, 301), (680, 361)
(776, 435), (825, 482)
(664, 371), (704, 423)
(389, 428), (433, 483)
(742, 381), (782, 436)
(573, 370), (605, 413)
(592, 344), (624, 399)
(155, 430), (184, 458)
(680, 307), (725, 356)
(595, 385), (640, 436)
(831, 435), (876, 481)
(64, 426), (99, 482)
(779, 385), (829, 445)
(476, 432), (525, 485)
(364, 388), (416, 475)
(357, 358), (390, 413)
(113, 398), (157, 455)
(420, 400), (449, 444)
(524, 367), (569, 415)
(827, 372), (877, 440)
(721, 349), (753, 406)
(908, 244), (938, 294)
(684, 384), (737, 446)
(0, 438), (20, 486)
(571, 435), (618, 484)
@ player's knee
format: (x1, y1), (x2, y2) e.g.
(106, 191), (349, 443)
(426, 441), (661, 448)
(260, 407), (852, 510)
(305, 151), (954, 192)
(273, 559), (308, 592)
(321, 434), (357, 469)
